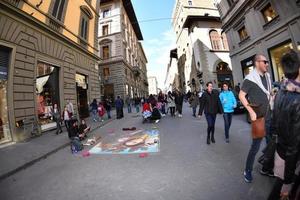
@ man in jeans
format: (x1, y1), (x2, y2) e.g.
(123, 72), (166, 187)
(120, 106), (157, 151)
(239, 54), (272, 183)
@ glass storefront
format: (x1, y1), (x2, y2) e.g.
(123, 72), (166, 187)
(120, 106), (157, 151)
(241, 55), (255, 78)
(269, 41), (293, 81)
(76, 73), (89, 118)
(36, 62), (60, 131)
(0, 46), (12, 144)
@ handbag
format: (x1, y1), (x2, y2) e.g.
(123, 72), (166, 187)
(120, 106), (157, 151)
(251, 117), (265, 139)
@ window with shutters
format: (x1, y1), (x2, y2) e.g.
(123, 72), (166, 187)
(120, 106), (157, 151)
(52, 0), (66, 21)
(209, 30), (222, 50)
(80, 13), (89, 41)
(238, 26), (249, 41)
(102, 46), (110, 59)
(103, 9), (110, 18)
(102, 25), (109, 36)
(103, 67), (110, 77)
(261, 3), (278, 23)
(221, 32), (229, 50)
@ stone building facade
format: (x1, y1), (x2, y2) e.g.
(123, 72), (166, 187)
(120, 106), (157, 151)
(0, 0), (101, 144)
(148, 76), (158, 95)
(216, 0), (300, 84)
(172, 0), (233, 92)
(98, 0), (148, 101)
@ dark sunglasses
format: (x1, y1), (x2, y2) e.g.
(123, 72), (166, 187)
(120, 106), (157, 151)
(258, 60), (269, 64)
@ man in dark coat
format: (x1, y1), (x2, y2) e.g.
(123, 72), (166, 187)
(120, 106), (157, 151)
(175, 90), (184, 117)
(115, 96), (124, 119)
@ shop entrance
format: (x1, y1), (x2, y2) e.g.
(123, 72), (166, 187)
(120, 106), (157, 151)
(36, 62), (60, 131)
(104, 84), (114, 102)
(216, 62), (234, 88)
(76, 73), (89, 119)
(0, 46), (12, 144)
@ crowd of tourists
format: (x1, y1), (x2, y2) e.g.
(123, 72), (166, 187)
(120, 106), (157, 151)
(159, 50), (299, 199)
(48, 49), (300, 199)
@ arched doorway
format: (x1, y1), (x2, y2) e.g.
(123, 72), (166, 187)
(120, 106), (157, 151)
(216, 62), (234, 88)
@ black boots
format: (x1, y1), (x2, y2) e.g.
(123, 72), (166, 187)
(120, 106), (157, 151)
(207, 132), (210, 145)
(207, 128), (215, 144)
(207, 137), (210, 144)
(211, 133), (215, 143)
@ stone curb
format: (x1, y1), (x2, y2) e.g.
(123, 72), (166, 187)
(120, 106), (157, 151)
(0, 117), (115, 181)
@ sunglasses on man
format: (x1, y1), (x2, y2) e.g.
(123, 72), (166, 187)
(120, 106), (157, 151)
(258, 60), (269, 64)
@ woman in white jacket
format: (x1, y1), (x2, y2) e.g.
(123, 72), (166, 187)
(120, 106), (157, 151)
(167, 91), (176, 117)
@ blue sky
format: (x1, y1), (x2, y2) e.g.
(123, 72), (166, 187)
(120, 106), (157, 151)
(132, 0), (176, 89)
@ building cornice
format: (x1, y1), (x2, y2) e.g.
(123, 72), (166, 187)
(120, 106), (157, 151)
(183, 15), (221, 28)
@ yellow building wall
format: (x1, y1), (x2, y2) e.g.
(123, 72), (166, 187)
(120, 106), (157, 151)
(19, 0), (98, 55)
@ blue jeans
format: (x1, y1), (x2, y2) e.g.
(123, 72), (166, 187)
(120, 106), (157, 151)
(205, 113), (216, 138)
(192, 107), (197, 116)
(161, 104), (166, 114)
(127, 104), (132, 113)
(107, 110), (111, 119)
(223, 113), (233, 139)
(245, 138), (263, 172)
(92, 110), (98, 121)
(135, 105), (140, 113)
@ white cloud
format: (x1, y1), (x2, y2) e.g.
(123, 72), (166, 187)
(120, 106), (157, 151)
(143, 29), (176, 89)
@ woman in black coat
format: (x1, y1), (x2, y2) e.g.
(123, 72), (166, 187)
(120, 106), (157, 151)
(198, 82), (223, 145)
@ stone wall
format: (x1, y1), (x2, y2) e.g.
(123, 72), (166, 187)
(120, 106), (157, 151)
(0, 9), (100, 141)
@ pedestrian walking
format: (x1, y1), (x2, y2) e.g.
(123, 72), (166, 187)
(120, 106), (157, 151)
(90, 99), (98, 122)
(175, 90), (184, 117)
(167, 91), (176, 117)
(115, 96), (124, 119)
(198, 82), (223, 145)
(267, 50), (300, 200)
(219, 82), (237, 143)
(52, 103), (62, 135)
(125, 95), (132, 113)
(66, 99), (74, 117)
(104, 98), (112, 119)
(158, 91), (166, 114)
(189, 91), (199, 117)
(239, 54), (272, 183)
(134, 95), (140, 113)
(63, 106), (71, 135)
(98, 102), (105, 122)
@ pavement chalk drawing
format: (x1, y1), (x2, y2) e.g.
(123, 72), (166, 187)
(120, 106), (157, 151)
(89, 129), (160, 154)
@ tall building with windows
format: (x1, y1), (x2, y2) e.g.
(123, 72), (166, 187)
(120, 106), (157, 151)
(216, 0), (300, 84)
(172, 0), (233, 92)
(148, 76), (158, 95)
(0, 0), (101, 144)
(164, 49), (180, 92)
(98, 0), (148, 100)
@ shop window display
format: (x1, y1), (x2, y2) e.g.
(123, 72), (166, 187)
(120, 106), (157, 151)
(36, 62), (60, 131)
(269, 42), (293, 81)
(0, 46), (12, 144)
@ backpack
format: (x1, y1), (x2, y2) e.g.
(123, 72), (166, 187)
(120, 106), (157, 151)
(70, 138), (83, 153)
